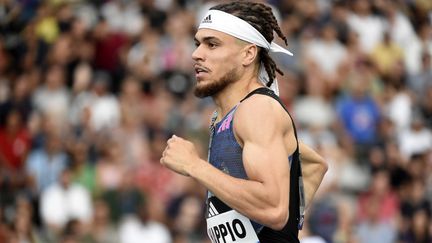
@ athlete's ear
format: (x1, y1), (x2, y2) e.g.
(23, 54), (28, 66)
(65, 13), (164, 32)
(242, 44), (258, 67)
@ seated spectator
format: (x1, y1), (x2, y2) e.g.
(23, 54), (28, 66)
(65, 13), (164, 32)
(399, 207), (431, 243)
(40, 167), (92, 238)
(0, 109), (31, 173)
(356, 197), (397, 243)
(10, 196), (41, 243)
(95, 140), (126, 192)
(398, 115), (432, 160)
(303, 22), (348, 93)
(32, 65), (70, 123)
(404, 22), (432, 75)
(305, 195), (339, 242)
(87, 72), (121, 132)
(336, 74), (380, 158)
(357, 169), (399, 223)
(87, 199), (119, 243)
(118, 203), (171, 243)
(346, 0), (386, 53)
(167, 193), (207, 242)
(408, 52), (432, 102)
(69, 141), (96, 196)
(370, 32), (404, 77)
(102, 170), (145, 224)
(26, 131), (68, 192)
(0, 73), (33, 126)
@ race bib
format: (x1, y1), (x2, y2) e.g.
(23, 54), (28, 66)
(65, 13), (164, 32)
(207, 210), (260, 243)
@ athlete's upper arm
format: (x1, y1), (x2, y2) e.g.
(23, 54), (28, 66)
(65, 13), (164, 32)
(233, 95), (294, 207)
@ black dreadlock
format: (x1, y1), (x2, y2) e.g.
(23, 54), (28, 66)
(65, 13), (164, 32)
(210, 1), (288, 87)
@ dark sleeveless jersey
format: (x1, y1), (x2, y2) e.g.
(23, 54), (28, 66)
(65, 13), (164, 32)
(206, 87), (301, 243)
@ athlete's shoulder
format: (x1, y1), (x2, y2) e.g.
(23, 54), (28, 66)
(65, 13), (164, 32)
(236, 91), (288, 122)
(234, 91), (292, 140)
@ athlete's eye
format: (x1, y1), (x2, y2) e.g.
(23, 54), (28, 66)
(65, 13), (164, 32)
(208, 42), (217, 48)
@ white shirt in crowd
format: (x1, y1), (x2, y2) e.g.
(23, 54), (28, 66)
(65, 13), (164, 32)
(305, 39), (347, 77)
(399, 127), (432, 160)
(40, 182), (93, 228)
(119, 216), (172, 243)
(89, 93), (121, 132)
(347, 13), (386, 53)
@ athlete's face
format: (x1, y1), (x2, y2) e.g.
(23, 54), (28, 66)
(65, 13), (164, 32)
(192, 29), (245, 98)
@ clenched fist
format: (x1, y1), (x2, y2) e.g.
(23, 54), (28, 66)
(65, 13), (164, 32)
(160, 135), (202, 176)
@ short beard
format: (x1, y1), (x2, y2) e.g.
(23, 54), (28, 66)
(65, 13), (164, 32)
(194, 67), (239, 98)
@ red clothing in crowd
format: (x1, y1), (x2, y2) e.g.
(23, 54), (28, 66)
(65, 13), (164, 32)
(0, 128), (31, 170)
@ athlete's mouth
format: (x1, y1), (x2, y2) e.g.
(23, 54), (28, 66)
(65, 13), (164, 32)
(194, 64), (210, 74)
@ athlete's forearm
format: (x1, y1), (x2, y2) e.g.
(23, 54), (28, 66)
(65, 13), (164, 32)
(189, 159), (288, 230)
(299, 142), (327, 208)
(302, 162), (327, 208)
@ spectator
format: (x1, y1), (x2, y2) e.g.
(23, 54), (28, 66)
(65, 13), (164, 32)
(40, 167), (92, 237)
(408, 51), (432, 102)
(87, 71), (121, 132)
(398, 115), (432, 160)
(347, 0), (386, 53)
(115, 76), (151, 166)
(356, 197), (397, 243)
(0, 73), (33, 125)
(118, 203), (171, 243)
(10, 196), (41, 243)
(26, 131), (67, 192)
(306, 196), (339, 243)
(167, 193), (207, 242)
(32, 64), (70, 124)
(383, 1), (416, 49)
(336, 73), (381, 158)
(69, 141), (96, 196)
(303, 22), (348, 94)
(100, 0), (144, 36)
(404, 22), (432, 75)
(102, 170), (145, 224)
(87, 199), (119, 243)
(357, 169), (399, 224)
(0, 109), (31, 172)
(370, 32), (404, 77)
(126, 28), (163, 81)
(399, 207), (432, 243)
(95, 140), (126, 192)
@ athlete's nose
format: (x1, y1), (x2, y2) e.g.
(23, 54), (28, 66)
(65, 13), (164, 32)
(192, 44), (205, 62)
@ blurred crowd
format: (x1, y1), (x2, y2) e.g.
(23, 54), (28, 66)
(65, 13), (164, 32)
(0, 0), (431, 242)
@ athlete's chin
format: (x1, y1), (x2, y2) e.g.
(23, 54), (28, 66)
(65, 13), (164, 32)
(194, 76), (233, 98)
(194, 86), (213, 98)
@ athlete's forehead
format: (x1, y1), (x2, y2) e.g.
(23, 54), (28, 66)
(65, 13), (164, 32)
(194, 28), (236, 43)
(194, 28), (252, 48)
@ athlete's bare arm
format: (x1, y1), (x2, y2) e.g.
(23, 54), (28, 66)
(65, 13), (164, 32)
(161, 95), (294, 230)
(298, 142), (328, 208)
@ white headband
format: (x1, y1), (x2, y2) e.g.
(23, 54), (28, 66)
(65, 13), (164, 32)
(198, 9), (293, 95)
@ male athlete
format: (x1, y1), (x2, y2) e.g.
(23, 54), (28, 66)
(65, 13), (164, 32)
(161, 1), (327, 242)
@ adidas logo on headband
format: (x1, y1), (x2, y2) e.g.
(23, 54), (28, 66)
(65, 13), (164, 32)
(202, 14), (212, 23)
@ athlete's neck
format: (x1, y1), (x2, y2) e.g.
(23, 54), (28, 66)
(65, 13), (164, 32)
(212, 75), (263, 120)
